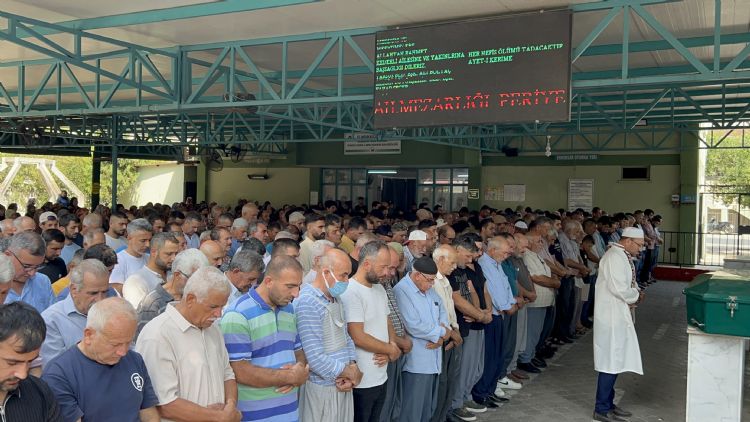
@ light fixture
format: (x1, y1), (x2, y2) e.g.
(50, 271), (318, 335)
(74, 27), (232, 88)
(545, 136), (552, 157)
(367, 169), (397, 174)
(457, 174), (469, 178)
(247, 174), (269, 180)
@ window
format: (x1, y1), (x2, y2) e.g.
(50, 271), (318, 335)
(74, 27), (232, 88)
(321, 168), (368, 207)
(416, 168), (469, 212)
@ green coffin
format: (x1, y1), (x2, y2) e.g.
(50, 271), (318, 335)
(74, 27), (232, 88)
(683, 272), (750, 337)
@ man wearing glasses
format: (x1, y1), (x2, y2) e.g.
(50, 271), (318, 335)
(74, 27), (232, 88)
(592, 227), (645, 422)
(4, 231), (56, 313)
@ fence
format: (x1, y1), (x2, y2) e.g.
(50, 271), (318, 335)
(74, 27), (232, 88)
(658, 231), (750, 267)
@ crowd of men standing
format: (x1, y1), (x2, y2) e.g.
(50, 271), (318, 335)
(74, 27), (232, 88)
(0, 197), (663, 422)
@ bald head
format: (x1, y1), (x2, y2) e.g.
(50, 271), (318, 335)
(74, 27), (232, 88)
(14, 216), (36, 233)
(200, 240), (225, 268)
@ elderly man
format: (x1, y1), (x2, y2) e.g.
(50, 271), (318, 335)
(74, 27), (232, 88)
(378, 244), (412, 422)
(43, 297), (160, 422)
(299, 214), (326, 274)
(0, 302), (63, 421)
(248, 221), (270, 246)
(136, 267), (240, 422)
(105, 211), (128, 252)
(431, 246), (464, 422)
(302, 239), (335, 284)
(394, 257), (451, 422)
(225, 250), (264, 305)
(0, 218), (16, 238)
(592, 227), (645, 422)
(437, 225), (456, 246)
(200, 240), (225, 268)
(123, 232), (179, 308)
(241, 203), (259, 223)
(58, 214), (81, 266)
(136, 249), (209, 337)
(519, 234), (559, 375)
(82, 227), (105, 250)
(229, 218), (249, 256)
(340, 241), (400, 422)
(182, 212), (202, 249)
(287, 211), (305, 234)
(472, 236), (518, 407)
(220, 256), (309, 422)
(403, 230), (429, 272)
(39, 229), (67, 283)
(558, 220), (589, 341)
(78, 213), (102, 248)
(109, 218), (153, 294)
(14, 216), (37, 233)
(40, 259), (109, 367)
(52, 244), (117, 300)
(4, 232), (55, 313)
(296, 248), (362, 421)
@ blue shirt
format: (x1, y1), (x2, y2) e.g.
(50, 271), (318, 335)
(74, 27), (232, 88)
(5, 273), (56, 313)
(477, 254), (515, 313)
(43, 347), (158, 422)
(60, 243), (81, 266)
(40, 295), (86, 367)
(229, 238), (242, 257)
(393, 274), (448, 375)
(295, 284), (356, 386)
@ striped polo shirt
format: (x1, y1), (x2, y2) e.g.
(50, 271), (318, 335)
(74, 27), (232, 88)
(220, 288), (302, 422)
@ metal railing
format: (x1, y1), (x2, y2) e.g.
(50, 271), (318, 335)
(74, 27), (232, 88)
(658, 231), (750, 267)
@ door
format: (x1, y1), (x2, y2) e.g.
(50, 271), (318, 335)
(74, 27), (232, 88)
(382, 178), (415, 212)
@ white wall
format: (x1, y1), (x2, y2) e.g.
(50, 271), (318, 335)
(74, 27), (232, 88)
(133, 164), (185, 206)
(207, 167), (310, 207)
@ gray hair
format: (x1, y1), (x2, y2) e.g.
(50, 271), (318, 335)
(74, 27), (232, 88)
(199, 231), (211, 242)
(13, 216), (33, 232)
(487, 236), (508, 251)
(172, 248), (210, 278)
(127, 218), (152, 235)
(182, 266), (231, 300)
(432, 245), (454, 261)
(0, 254), (13, 284)
(247, 220), (266, 236)
(358, 240), (388, 263)
(231, 218), (249, 230)
(355, 233), (377, 248)
(82, 213), (102, 228)
(84, 227), (105, 244)
(9, 231), (46, 257)
(311, 239), (335, 259)
(229, 250), (265, 273)
(150, 232), (178, 252)
(0, 238), (10, 253)
(69, 248), (86, 267)
(70, 259), (109, 289)
(86, 297), (137, 331)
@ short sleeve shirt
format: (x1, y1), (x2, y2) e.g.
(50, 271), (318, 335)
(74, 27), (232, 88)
(42, 347), (158, 422)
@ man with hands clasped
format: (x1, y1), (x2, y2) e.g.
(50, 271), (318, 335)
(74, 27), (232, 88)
(296, 248), (363, 421)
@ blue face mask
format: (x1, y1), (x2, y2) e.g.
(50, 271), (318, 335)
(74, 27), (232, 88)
(323, 268), (348, 298)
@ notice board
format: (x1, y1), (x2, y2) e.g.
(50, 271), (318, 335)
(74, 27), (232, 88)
(567, 179), (593, 212)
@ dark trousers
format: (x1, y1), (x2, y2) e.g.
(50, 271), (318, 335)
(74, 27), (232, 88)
(639, 249), (653, 283)
(500, 313), (517, 376)
(472, 314), (513, 400)
(595, 372), (618, 414)
(431, 343), (462, 422)
(536, 305), (556, 354)
(354, 383), (387, 422)
(379, 356), (405, 422)
(554, 276), (576, 339)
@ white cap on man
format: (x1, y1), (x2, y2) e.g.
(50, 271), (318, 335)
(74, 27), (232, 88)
(622, 227), (644, 239)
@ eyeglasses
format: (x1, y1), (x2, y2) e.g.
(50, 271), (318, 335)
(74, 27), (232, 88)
(417, 272), (436, 282)
(8, 250), (42, 273)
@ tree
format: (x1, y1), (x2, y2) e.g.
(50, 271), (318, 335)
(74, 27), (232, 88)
(0, 153), (167, 208)
(704, 129), (750, 207)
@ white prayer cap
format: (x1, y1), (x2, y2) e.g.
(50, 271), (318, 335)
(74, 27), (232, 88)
(407, 230), (428, 243)
(621, 227), (644, 239)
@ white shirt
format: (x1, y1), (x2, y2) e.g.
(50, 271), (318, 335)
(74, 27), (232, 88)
(523, 250), (556, 308)
(298, 237), (315, 274)
(434, 272), (459, 330)
(339, 278), (390, 388)
(105, 233), (127, 252)
(110, 250), (148, 285)
(123, 265), (164, 308)
(135, 304), (235, 413)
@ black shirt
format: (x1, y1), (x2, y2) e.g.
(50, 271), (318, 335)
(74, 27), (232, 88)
(448, 269), (473, 337)
(0, 375), (62, 422)
(349, 255), (359, 275)
(39, 258), (67, 284)
(464, 261), (489, 331)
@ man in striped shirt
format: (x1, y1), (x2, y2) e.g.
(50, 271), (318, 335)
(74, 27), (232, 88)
(220, 256), (309, 422)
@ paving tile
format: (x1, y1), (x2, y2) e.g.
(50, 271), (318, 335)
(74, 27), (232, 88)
(471, 281), (750, 422)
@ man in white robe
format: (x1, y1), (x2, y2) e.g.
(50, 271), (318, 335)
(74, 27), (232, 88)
(592, 227), (645, 422)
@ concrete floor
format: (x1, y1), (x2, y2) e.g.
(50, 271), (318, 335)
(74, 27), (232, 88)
(475, 280), (750, 422)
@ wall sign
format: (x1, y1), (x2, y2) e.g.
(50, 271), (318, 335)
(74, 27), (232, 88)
(568, 179), (593, 211)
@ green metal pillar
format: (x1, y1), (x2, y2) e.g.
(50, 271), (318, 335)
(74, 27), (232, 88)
(91, 146), (101, 208)
(678, 130), (701, 266)
(111, 116), (119, 207)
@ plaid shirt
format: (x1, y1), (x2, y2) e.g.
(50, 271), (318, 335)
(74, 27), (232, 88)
(382, 277), (405, 337)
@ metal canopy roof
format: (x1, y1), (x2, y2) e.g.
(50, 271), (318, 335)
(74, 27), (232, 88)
(0, 0), (749, 157)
